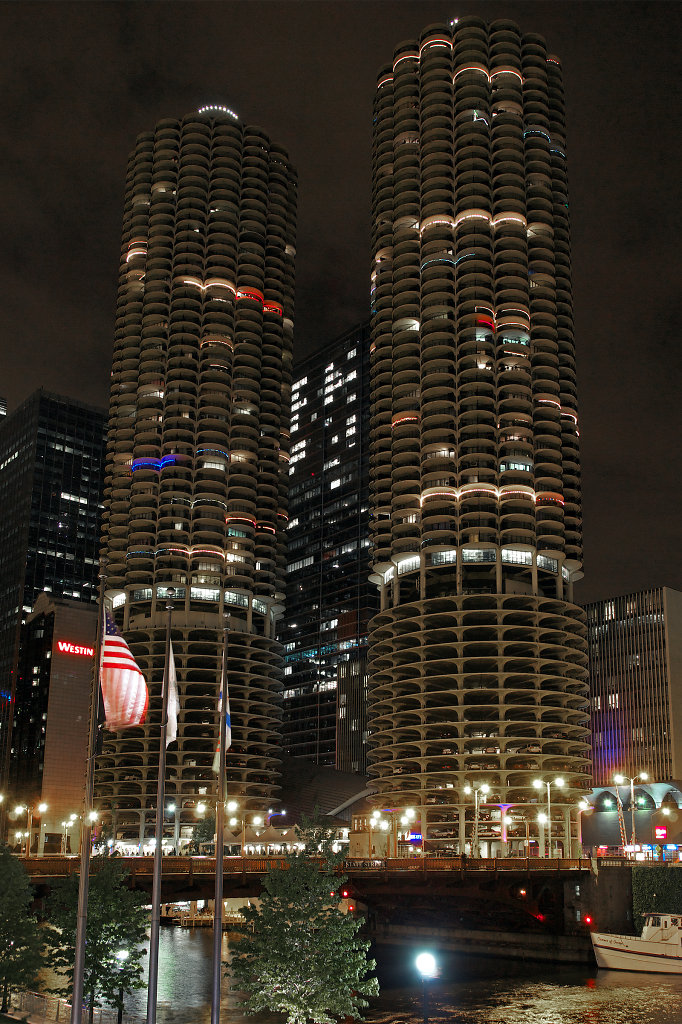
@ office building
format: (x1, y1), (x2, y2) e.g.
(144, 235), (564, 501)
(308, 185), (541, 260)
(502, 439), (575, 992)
(95, 107), (296, 846)
(280, 322), (377, 773)
(587, 587), (682, 786)
(10, 593), (97, 853)
(0, 390), (105, 793)
(366, 18), (590, 855)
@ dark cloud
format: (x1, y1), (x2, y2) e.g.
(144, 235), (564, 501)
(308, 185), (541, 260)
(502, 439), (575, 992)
(0, 0), (680, 603)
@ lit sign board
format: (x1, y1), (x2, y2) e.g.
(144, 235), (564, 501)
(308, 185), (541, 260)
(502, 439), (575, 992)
(409, 832), (423, 841)
(56, 641), (94, 657)
(655, 826), (668, 841)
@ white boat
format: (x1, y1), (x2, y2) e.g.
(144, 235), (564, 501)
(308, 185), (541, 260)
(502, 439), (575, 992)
(591, 912), (682, 973)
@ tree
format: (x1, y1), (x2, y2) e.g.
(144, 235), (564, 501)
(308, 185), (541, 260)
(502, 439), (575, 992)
(191, 813), (216, 853)
(229, 817), (379, 1024)
(0, 846), (43, 1012)
(45, 858), (148, 1024)
(632, 865), (682, 930)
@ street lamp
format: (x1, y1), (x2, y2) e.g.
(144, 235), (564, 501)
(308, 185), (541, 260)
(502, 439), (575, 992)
(463, 784), (490, 858)
(224, 804), (266, 856)
(578, 799), (591, 853)
(614, 772), (648, 847)
(397, 808), (416, 858)
(533, 778), (564, 857)
(415, 951), (437, 1024)
(13, 802), (48, 857)
(537, 811), (548, 856)
(114, 949), (129, 1024)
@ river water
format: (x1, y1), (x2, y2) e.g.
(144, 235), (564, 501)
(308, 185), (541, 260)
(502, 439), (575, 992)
(117, 927), (682, 1024)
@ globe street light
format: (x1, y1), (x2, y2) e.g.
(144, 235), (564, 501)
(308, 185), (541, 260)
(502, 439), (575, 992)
(415, 951), (437, 1024)
(533, 778), (564, 857)
(463, 784), (490, 858)
(614, 772), (648, 847)
(13, 802), (48, 857)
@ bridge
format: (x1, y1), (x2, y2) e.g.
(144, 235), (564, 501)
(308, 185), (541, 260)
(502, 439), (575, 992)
(22, 853), (591, 890)
(22, 854), (609, 960)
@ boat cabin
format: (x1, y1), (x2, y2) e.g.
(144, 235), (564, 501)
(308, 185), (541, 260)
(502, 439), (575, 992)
(641, 913), (682, 943)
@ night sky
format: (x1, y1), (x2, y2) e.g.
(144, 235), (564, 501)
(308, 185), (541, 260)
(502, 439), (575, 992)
(1, 1), (680, 605)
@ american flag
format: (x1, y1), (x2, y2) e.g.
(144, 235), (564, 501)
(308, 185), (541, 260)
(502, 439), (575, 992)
(101, 611), (149, 730)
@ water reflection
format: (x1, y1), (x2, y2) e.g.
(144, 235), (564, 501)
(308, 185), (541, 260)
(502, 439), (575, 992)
(119, 928), (682, 1024)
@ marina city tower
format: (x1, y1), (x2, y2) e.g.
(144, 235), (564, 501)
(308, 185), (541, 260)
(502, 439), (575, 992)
(367, 18), (590, 855)
(96, 107), (296, 847)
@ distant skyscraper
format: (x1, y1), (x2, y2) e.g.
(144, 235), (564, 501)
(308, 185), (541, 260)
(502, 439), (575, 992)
(0, 396), (6, 420)
(587, 588), (682, 786)
(0, 390), (105, 792)
(11, 593), (97, 853)
(280, 322), (377, 773)
(95, 107), (296, 847)
(367, 18), (590, 855)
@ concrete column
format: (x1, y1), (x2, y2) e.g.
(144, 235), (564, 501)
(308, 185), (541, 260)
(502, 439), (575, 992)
(138, 809), (146, 850)
(495, 554), (502, 593)
(458, 804), (466, 854)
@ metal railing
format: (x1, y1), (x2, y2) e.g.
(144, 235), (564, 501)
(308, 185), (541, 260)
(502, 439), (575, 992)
(21, 853), (592, 879)
(13, 991), (151, 1024)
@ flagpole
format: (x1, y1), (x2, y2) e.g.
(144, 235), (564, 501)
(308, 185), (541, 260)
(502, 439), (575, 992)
(211, 617), (229, 1024)
(147, 588), (174, 1024)
(71, 562), (108, 1024)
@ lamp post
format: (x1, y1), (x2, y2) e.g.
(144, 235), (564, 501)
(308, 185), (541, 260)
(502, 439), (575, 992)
(13, 802), (47, 857)
(114, 949), (128, 1024)
(415, 951), (437, 1024)
(533, 777), (564, 857)
(614, 772), (648, 847)
(225, 805), (264, 857)
(578, 799), (591, 854)
(397, 808), (416, 858)
(537, 811), (548, 857)
(463, 784), (489, 858)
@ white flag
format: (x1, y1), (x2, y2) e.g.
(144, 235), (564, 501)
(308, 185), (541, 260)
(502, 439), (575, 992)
(166, 643), (179, 748)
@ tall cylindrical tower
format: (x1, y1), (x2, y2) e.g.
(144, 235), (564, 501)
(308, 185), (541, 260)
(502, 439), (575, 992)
(95, 107), (296, 846)
(368, 18), (590, 855)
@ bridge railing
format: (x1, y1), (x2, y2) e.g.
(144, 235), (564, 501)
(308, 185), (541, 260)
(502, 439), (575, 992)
(344, 856), (590, 872)
(21, 854), (591, 878)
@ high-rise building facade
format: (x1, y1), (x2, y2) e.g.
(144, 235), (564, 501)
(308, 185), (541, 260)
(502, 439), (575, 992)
(367, 18), (590, 854)
(95, 107), (296, 846)
(0, 390), (105, 792)
(280, 322), (377, 773)
(587, 588), (682, 787)
(11, 593), (97, 853)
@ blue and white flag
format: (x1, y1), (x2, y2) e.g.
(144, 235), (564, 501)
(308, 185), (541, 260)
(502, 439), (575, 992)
(212, 681), (232, 773)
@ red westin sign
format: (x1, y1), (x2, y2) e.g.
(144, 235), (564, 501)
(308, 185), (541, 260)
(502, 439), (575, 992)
(56, 641), (94, 657)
